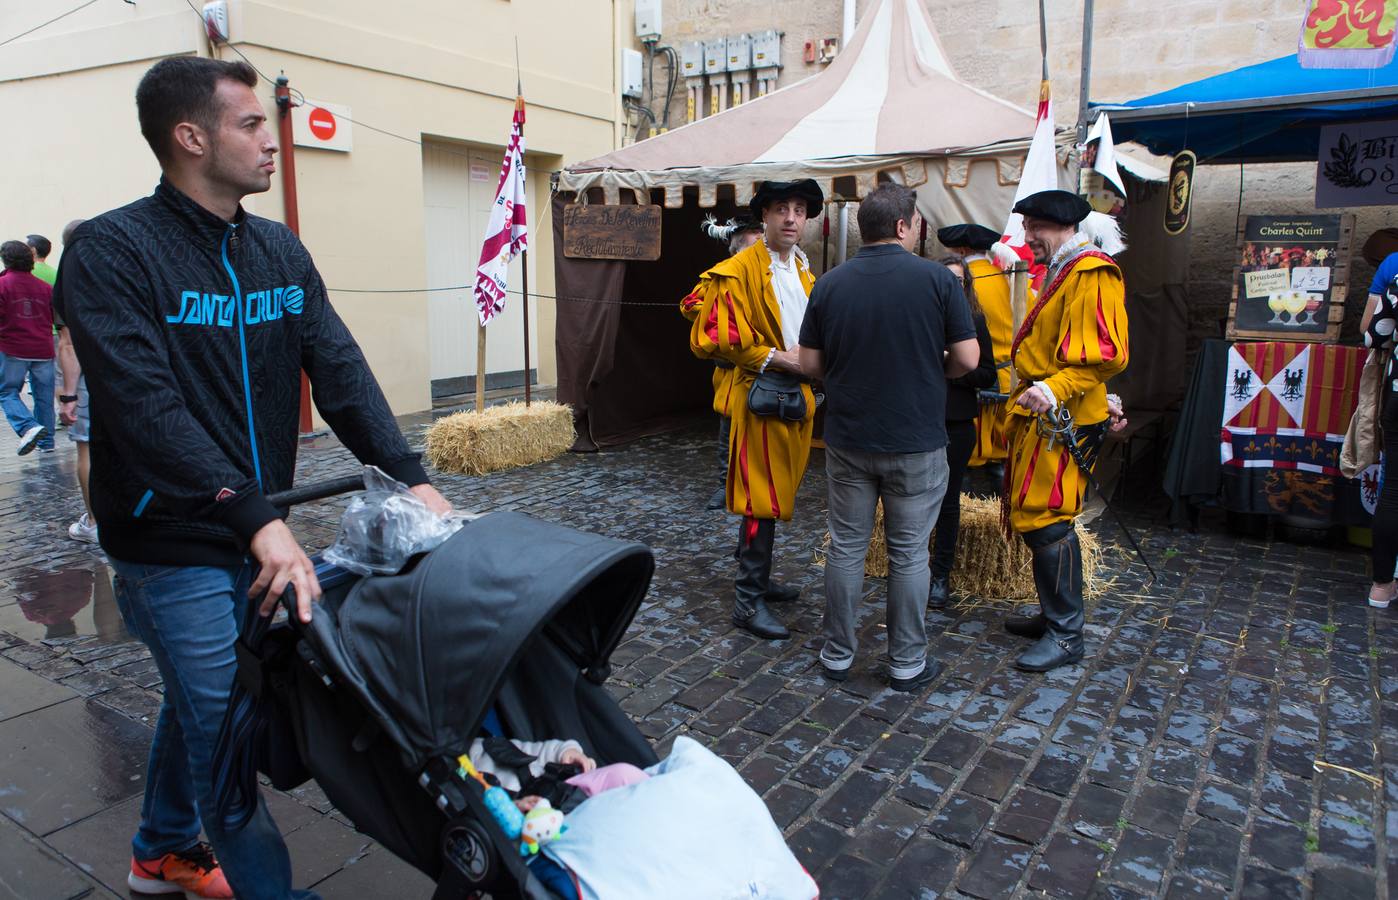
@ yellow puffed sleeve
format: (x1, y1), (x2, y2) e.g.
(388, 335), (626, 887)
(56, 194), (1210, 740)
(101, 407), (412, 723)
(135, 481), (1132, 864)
(687, 272), (777, 373)
(1040, 266), (1129, 404)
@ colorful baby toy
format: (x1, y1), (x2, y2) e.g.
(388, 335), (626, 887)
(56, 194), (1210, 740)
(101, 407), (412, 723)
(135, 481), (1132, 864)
(457, 754), (524, 839)
(457, 754), (567, 856)
(519, 800), (567, 856)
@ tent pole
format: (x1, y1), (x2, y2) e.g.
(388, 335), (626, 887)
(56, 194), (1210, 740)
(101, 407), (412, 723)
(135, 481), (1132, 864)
(835, 0), (854, 269)
(1076, 0), (1095, 152)
(822, 214), (830, 274)
(837, 203), (848, 266)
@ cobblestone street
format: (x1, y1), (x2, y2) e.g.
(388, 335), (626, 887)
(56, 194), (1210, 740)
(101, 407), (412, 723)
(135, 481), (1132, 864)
(0, 415), (1392, 899)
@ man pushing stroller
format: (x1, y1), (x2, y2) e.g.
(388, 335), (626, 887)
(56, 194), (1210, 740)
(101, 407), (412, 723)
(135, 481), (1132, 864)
(56, 56), (451, 899)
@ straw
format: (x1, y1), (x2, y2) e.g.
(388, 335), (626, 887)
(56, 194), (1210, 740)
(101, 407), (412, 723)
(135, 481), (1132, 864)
(425, 401), (575, 476)
(817, 494), (1110, 606)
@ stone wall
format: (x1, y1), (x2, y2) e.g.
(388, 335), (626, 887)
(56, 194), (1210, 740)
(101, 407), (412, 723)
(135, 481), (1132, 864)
(630, 0), (1398, 348)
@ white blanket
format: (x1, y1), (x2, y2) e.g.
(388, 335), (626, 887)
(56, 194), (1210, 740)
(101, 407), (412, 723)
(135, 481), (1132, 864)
(542, 736), (818, 900)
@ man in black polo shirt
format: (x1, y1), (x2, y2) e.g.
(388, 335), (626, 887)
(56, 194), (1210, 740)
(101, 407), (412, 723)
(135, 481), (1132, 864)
(799, 183), (979, 691)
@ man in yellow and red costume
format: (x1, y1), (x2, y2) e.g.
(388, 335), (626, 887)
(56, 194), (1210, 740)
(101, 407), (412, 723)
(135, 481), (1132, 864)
(681, 180), (822, 640)
(1003, 189), (1129, 672)
(938, 223), (1014, 483)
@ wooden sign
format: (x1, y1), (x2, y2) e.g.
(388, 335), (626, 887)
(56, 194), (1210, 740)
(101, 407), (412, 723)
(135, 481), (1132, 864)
(1226, 213), (1354, 344)
(562, 204), (662, 261)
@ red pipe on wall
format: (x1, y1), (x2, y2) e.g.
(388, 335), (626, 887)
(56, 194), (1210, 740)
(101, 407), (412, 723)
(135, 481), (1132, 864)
(275, 75), (313, 434)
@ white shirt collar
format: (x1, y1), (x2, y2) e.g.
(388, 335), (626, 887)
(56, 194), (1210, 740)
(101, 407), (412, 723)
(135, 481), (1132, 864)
(1045, 234), (1093, 282)
(763, 237), (809, 276)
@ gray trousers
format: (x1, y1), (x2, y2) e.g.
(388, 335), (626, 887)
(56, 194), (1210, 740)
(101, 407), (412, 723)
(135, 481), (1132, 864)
(821, 445), (949, 679)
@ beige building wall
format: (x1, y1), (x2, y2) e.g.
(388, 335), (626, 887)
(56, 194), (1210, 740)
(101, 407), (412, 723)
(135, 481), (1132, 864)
(624, 0), (845, 138)
(635, 0), (1398, 342)
(0, 0), (627, 415)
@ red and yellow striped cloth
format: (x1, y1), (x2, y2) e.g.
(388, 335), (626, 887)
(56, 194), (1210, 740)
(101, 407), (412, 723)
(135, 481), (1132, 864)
(1220, 341), (1367, 476)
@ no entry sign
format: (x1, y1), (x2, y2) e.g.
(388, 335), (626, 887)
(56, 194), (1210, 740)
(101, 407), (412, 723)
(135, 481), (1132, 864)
(291, 98), (352, 152)
(308, 106), (337, 141)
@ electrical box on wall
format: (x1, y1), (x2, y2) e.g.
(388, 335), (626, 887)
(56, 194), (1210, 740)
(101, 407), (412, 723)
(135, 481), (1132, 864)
(726, 33), (752, 71)
(680, 41), (704, 78)
(703, 38), (727, 76)
(622, 48), (644, 98)
(751, 30), (782, 69)
(202, 0), (229, 43)
(634, 0), (662, 42)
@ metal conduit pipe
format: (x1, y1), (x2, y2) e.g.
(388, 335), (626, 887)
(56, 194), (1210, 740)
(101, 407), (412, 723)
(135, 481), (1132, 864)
(835, 0), (856, 266)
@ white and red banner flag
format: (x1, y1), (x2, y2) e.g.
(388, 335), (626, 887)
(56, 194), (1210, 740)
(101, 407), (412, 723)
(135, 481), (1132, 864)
(993, 79), (1059, 276)
(474, 98), (528, 326)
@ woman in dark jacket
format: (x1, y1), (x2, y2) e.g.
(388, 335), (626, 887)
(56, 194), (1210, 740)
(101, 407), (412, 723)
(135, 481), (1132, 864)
(930, 255), (998, 608)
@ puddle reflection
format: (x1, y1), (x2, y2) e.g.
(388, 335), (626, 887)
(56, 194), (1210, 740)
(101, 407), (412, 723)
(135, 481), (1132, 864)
(0, 566), (129, 644)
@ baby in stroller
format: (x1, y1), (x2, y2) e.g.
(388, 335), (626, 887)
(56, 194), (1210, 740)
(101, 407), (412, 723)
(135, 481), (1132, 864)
(469, 716), (816, 900)
(469, 709), (649, 807)
(468, 714), (651, 899)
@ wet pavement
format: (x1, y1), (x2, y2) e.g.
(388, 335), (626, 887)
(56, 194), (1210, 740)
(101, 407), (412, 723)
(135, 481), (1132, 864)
(0, 409), (1392, 899)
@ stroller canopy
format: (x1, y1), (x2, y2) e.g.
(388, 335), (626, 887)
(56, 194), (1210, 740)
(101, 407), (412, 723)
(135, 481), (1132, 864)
(304, 511), (654, 769)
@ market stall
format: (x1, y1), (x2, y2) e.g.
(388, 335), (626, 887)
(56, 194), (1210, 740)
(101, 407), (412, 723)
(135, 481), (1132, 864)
(552, 0), (1072, 449)
(1096, 51), (1398, 532)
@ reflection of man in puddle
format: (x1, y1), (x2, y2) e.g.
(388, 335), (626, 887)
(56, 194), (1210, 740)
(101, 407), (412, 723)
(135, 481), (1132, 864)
(14, 566), (127, 644)
(15, 568), (92, 641)
(54, 58), (451, 900)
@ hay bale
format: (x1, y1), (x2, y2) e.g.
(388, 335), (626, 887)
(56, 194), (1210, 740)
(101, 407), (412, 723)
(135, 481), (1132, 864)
(820, 493), (1107, 603)
(425, 401), (574, 476)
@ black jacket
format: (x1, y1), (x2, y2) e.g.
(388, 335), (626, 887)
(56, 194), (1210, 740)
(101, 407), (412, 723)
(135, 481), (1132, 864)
(946, 313), (997, 422)
(54, 179), (428, 566)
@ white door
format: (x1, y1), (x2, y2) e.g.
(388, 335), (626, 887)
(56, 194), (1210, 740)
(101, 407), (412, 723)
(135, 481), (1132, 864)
(422, 141), (537, 395)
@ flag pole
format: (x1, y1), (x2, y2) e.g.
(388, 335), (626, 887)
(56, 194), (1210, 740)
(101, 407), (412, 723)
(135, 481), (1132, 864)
(1075, 0), (1096, 181)
(476, 322), (487, 412)
(516, 40), (531, 406)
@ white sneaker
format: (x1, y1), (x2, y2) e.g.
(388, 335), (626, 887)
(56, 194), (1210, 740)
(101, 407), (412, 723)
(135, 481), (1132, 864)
(68, 513), (98, 544)
(17, 424), (44, 455)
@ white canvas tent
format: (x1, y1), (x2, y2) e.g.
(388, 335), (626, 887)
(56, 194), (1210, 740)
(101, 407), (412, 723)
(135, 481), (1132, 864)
(555, 0), (1089, 448)
(558, 0), (1070, 227)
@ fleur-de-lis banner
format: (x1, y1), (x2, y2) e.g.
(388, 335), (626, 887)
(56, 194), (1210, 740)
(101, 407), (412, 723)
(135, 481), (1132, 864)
(1300, 0), (1398, 69)
(1220, 342), (1368, 476)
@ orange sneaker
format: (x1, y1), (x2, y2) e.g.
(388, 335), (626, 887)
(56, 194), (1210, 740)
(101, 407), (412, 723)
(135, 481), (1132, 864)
(128, 842), (234, 898)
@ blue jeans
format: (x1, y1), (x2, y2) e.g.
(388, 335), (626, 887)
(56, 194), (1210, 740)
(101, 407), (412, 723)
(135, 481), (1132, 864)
(0, 355), (55, 447)
(110, 559), (319, 900)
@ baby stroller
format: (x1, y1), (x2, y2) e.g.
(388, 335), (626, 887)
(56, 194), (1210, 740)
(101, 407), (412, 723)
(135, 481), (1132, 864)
(216, 477), (657, 899)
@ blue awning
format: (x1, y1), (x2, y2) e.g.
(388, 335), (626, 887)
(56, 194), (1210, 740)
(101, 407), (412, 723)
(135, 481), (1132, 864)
(1092, 53), (1398, 163)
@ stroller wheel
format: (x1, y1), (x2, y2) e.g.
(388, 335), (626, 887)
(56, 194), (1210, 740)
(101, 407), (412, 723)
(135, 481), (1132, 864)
(442, 818), (496, 889)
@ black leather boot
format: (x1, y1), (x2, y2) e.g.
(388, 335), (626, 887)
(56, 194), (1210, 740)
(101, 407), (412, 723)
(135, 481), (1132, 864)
(766, 582), (800, 603)
(1004, 611), (1047, 638)
(1015, 523), (1085, 672)
(733, 518), (790, 640)
(927, 576), (950, 610)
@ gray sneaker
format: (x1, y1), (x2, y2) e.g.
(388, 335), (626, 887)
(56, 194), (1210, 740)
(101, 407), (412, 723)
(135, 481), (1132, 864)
(17, 424), (44, 456)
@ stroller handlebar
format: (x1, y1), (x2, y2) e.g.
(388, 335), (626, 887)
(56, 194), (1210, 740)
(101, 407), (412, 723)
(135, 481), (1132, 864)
(267, 475), (364, 508)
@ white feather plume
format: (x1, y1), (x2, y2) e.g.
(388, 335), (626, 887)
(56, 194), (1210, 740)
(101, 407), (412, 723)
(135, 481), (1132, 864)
(700, 214), (736, 242)
(1079, 212), (1126, 256)
(989, 241), (1021, 270)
